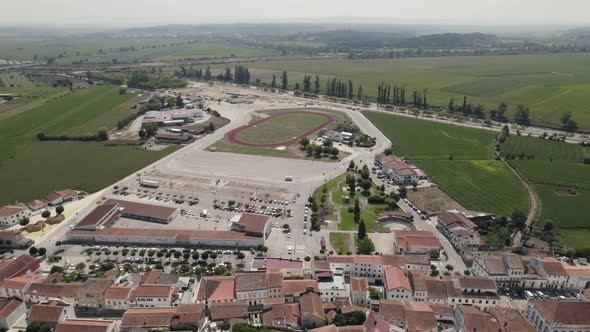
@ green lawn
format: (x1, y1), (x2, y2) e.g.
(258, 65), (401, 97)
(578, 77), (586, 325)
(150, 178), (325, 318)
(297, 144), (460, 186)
(503, 136), (590, 162)
(559, 229), (590, 252)
(0, 141), (179, 205)
(0, 85), (136, 163)
(364, 111), (529, 217)
(533, 184), (590, 229)
(0, 73), (36, 88)
(233, 112), (328, 145)
(249, 53), (590, 128)
(329, 232), (353, 255)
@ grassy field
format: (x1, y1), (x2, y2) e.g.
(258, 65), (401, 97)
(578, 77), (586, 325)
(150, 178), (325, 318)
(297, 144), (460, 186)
(364, 111), (529, 217)
(0, 86), (137, 163)
(0, 36), (278, 63)
(502, 136), (590, 162)
(501, 135), (590, 249)
(329, 232), (353, 254)
(0, 141), (179, 205)
(249, 53), (590, 128)
(0, 73), (36, 87)
(232, 112), (329, 145)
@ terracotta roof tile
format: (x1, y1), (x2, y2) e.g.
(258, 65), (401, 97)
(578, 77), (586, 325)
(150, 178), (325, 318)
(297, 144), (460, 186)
(54, 319), (114, 332)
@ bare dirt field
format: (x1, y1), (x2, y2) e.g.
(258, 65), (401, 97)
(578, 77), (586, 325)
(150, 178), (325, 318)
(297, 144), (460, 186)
(406, 186), (464, 215)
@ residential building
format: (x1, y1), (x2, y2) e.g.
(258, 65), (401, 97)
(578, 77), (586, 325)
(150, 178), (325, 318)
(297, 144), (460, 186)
(234, 271), (283, 305)
(384, 266), (412, 300)
(0, 204), (30, 226)
(350, 277), (369, 307)
(316, 270), (347, 303)
(54, 319), (118, 332)
(327, 255), (405, 284)
(472, 253), (525, 288)
(130, 284), (176, 308)
(299, 289), (326, 330)
(0, 230), (33, 248)
(265, 258), (304, 277)
(374, 300), (437, 332)
(564, 265), (590, 291)
(104, 286), (133, 311)
(27, 300), (75, 325)
(25, 279), (81, 304)
(26, 200), (46, 211)
(522, 258), (568, 290)
(393, 230), (441, 255)
(525, 300), (590, 332)
(44, 190), (75, 206)
(454, 305), (500, 332)
(208, 301), (249, 330)
(195, 276), (236, 304)
(283, 280), (319, 303)
(121, 304), (204, 332)
(76, 278), (113, 309)
(0, 298), (25, 330)
(489, 307), (536, 332)
(0, 273), (45, 299)
(437, 211), (484, 256)
(0, 255), (40, 283)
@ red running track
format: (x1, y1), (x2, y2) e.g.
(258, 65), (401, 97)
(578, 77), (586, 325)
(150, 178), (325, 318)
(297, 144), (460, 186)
(227, 111), (335, 147)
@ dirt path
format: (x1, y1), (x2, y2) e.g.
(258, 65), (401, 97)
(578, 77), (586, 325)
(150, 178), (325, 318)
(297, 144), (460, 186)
(495, 147), (539, 246)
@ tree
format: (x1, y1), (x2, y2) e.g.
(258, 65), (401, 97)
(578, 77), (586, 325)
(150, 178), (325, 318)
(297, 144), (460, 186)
(138, 129), (146, 139)
(349, 311), (367, 325)
(29, 246), (38, 256)
(348, 160), (356, 170)
(97, 128), (108, 141)
(299, 137), (310, 148)
(398, 186), (407, 199)
(271, 74), (276, 88)
(38, 247), (47, 256)
(55, 205), (64, 215)
(358, 220), (367, 239)
(511, 209), (527, 231)
(305, 144), (314, 156)
(19, 218), (30, 226)
(543, 221), (554, 232)
(41, 210), (51, 219)
(561, 111), (578, 132)
(323, 138), (333, 147)
(354, 199), (360, 217)
(515, 104), (530, 125)
(237, 252), (245, 261)
(357, 237), (375, 254)
(281, 71), (288, 90)
(176, 95), (184, 108)
(333, 313), (348, 326)
(314, 75), (320, 94)
(368, 287), (382, 300)
(25, 321), (55, 332)
(50, 265), (64, 274)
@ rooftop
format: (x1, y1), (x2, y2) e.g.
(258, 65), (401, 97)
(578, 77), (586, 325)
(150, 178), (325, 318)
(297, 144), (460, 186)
(105, 198), (177, 221)
(283, 279), (319, 294)
(328, 254), (404, 266)
(533, 300), (590, 326)
(236, 213), (270, 234)
(0, 204), (26, 217)
(75, 203), (119, 228)
(55, 319), (114, 332)
(384, 266), (412, 292)
(265, 257), (303, 269)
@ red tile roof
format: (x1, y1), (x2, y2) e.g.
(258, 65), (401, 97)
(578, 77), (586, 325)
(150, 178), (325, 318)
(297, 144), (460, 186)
(328, 255), (404, 266)
(104, 286), (132, 300)
(265, 257), (303, 269)
(237, 213), (269, 234)
(438, 212), (478, 229)
(0, 298), (22, 319)
(54, 319), (113, 332)
(105, 199), (177, 221)
(283, 280), (319, 294)
(76, 204), (119, 228)
(0, 204), (27, 217)
(0, 255), (40, 283)
(196, 276), (235, 302)
(300, 291), (323, 319)
(384, 266), (412, 292)
(209, 301), (249, 320)
(28, 302), (67, 323)
(533, 300), (590, 326)
(393, 230), (441, 250)
(121, 307), (176, 328)
(351, 277), (368, 293)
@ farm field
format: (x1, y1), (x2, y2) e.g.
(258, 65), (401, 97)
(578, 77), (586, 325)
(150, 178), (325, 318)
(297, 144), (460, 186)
(364, 111), (529, 217)
(0, 141), (179, 205)
(0, 36), (278, 63)
(249, 53), (590, 128)
(0, 85), (137, 163)
(501, 135), (590, 249)
(502, 136), (590, 162)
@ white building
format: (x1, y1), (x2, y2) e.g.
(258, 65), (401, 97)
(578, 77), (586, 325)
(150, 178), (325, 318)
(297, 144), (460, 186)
(525, 300), (590, 332)
(472, 253), (525, 288)
(0, 205), (30, 227)
(384, 266), (412, 300)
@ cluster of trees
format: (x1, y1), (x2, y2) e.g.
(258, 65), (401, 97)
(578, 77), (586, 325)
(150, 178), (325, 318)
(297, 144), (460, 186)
(138, 123), (158, 139)
(301, 74), (321, 94)
(332, 310), (367, 326)
(127, 70), (187, 90)
(560, 111), (578, 132)
(325, 78), (355, 99)
(298, 137), (339, 159)
(36, 129), (108, 142)
(447, 96), (485, 119)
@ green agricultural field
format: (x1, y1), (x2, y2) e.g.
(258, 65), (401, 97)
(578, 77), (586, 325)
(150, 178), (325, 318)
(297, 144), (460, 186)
(533, 184), (590, 229)
(502, 136), (590, 162)
(0, 85), (137, 163)
(364, 111), (529, 217)
(0, 141), (178, 205)
(249, 53), (590, 128)
(500, 135), (590, 249)
(0, 73), (36, 88)
(0, 36), (278, 63)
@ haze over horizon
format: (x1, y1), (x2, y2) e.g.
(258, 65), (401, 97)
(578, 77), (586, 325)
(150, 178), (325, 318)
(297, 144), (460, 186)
(1, 0), (589, 27)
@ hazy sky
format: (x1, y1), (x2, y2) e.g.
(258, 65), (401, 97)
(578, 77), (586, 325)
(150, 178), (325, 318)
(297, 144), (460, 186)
(2, 0), (589, 26)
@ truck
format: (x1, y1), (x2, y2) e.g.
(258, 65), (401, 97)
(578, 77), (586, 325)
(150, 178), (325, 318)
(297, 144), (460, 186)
(285, 176), (293, 181)
(201, 209), (208, 217)
(140, 180), (160, 188)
